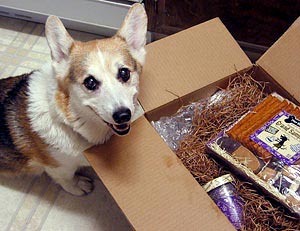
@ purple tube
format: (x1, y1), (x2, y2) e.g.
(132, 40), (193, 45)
(203, 174), (244, 230)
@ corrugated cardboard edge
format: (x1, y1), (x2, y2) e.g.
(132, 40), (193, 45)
(257, 17), (300, 104)
(139, 17), (252, 113)
(83, 17), (256, 231)
(84, 117), (235, 231)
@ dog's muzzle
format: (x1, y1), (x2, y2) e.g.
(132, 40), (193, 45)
(109, 107), (131, 135)
(88, 105), (131, 136)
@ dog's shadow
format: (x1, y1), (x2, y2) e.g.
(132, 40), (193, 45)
(0, 167), (132, 230)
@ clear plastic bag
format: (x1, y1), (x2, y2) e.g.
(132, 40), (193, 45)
(152, 90), (228, 150)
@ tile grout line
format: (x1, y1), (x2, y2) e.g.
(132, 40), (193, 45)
(0, 57), (6, 77)
(21, 176), (51, 231)
(2, 21), (52, 231)
(0, 19), (29, 77)
(36, 188), (61, 231)
(9, 21), (40, 76)
(0, 48), (48, 56)
(5, 176), (38, 231)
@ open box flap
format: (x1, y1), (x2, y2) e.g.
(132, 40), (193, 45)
(257, 17), (300, 103)
(138, 17), (252, 113)
(84, 116), (235, 231)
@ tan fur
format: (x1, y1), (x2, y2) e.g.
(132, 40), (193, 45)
(55, 88), (74, 121)
(68, 36), (139, 83)
(0, 74), (58, 175)
(54, 36), (141, 123)
(8, 99), (59, 170)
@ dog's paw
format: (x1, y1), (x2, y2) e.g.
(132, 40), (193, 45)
(61, 175), (94, 196)
(76, 175), (94, 195)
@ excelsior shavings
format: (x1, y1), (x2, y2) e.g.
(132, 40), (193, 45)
(175, 71), (300, 230)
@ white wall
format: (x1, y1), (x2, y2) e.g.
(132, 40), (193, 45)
(0, 0), (132, 36)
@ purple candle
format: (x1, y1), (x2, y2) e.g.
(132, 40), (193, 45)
(203, 174), (244, 230)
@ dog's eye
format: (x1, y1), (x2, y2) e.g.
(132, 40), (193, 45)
(83, 75), (100, 91)
(118, 68), (130, 83)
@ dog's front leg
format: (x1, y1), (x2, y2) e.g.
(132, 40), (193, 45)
(45, 163), (94, 196)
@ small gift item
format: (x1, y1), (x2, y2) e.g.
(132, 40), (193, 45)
(217, 136), (264, 173)
(257, 167), (277, 182)
(286, 191), (300, 214)
(273, 174), (294, 195)
(283, 165), (300, 180)
(203, 174), (244, 230)
(216, 93), (300, 215)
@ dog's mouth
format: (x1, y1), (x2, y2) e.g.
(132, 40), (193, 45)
(105, 122), (131, 136)
(88, 106), (131, 136)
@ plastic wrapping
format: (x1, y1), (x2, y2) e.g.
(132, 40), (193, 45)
(152, 74), (300, 228)
(259, 161), (300, 213)
(152, 90), (228, 150)
(207, 93), (300, 215)
(151, 103), (196, 150)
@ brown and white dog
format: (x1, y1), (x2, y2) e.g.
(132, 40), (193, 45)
(0, 4), (147, 196)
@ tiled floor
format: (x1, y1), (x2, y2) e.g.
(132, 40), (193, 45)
(0, 16), (132, 231)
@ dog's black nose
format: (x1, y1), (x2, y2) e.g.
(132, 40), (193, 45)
(112, 107), (131, 124)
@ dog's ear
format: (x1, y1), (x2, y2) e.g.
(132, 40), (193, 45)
(45, 16), (74, 63)
(117, 4), (147, 64)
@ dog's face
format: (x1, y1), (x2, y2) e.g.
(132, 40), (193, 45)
(45, 4), (147, 136)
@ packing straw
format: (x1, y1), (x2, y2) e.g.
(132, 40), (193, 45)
(152, 71), (300, 230)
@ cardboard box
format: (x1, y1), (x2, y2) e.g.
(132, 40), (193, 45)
(84, 17), (300, 230)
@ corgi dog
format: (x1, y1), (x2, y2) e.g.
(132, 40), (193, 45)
(0, 3), (147, 196)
